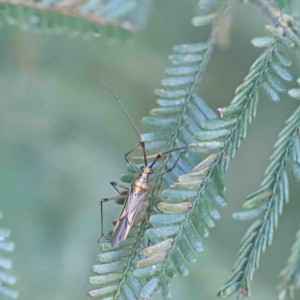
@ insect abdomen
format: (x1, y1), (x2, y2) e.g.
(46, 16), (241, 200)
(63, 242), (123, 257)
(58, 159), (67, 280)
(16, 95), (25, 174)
(111, 217), (130, 248)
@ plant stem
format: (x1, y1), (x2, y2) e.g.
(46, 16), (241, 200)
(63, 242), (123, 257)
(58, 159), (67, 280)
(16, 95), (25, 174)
(250, 0), (300, 49)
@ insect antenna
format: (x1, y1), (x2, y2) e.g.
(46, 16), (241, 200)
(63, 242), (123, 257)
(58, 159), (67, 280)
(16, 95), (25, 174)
(99, 78), (147, 166)
(99, 78), (142, 140)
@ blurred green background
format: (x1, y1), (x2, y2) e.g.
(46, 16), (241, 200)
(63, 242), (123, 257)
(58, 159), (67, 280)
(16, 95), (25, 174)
(1, 1), (300, 299)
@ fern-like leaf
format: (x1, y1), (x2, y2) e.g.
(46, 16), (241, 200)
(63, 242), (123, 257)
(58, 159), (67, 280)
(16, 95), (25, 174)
(278, 222), (300, 300)
(134, 25), (295, 299)
(0, 211), (18, 299)
(218, 106), (300, 298)
(275, 78), (300, 300)
(88, 2), (230, 299)
(0, 0), (151, 39)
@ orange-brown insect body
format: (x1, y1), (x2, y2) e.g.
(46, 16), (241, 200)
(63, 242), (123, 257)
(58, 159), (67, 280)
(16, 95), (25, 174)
(133, 166), (152, 193)
(111, 166), (153, 248)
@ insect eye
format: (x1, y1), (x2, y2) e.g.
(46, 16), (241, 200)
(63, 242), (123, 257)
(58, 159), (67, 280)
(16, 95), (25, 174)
(140, 166), (144, 171)
(150, 169), (153, 174)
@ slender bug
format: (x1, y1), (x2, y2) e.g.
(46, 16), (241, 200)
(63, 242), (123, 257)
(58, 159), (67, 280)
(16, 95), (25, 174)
(99, 80), (186, 248)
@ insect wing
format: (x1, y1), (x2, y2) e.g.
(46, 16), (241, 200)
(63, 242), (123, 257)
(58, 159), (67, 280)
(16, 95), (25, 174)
(111, 185), (147, 248)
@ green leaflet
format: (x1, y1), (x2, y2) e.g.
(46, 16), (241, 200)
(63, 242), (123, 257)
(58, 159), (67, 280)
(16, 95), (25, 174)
(218, 105), (243, 118)
(278, 36), (295, 48)
(261, 81), (280, 102)
(141, 129), (174, 142)
(162, 190), (198, 202)
(140, 278), (159, 298)
(157, 202), (192, 213)
(189, 141), (225, 152)
(270, 62), (293, 82)
(133, 265), (163, 279)
(265, 71), (287, 93)
(165, 66), (198, 76)
(288, 80), (300, 100)
(88, 285), (119, 298)
(251, 36), (274, 47)
(150, 213), (186, 226)
(161, 76), (194, 87)
(243, 189), (272, 209)
(143, 239), (173, 257)
(155, 88), (190, 99)
(192, 13), (218, 27)
(274, 48), (292, 67)
(89, 273), (123, 285)
(171, 249), (189, 276)
(178, 236), (196, 263)
(137, 252), (168, 268)
(142, 116), (178, 128)
(173, 43), (207, 53)
(194, 129), (231, 141)
(169, 54), (203, 65)
(289, 89), (300, 99)
(233, 203), (267, 221)
(200, 118), (237, 130)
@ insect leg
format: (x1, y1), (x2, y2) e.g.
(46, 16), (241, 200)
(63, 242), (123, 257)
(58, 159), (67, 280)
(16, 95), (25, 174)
(151, 150), (186, 179)
(98, 183), (129, 243)
(149, 146), (187, 168)
(140, 141), (147, 166)
(125, 142), (143, 173)
(110, 181), (129, 195)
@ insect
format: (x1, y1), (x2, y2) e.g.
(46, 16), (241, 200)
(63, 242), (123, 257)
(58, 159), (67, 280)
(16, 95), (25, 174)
(99, 81), (186, 249)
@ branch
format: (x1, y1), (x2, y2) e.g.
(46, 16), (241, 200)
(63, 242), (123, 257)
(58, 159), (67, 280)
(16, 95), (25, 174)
(88, 2), (232, 299)
(0, 0), (135, 30)
(250, 0), (300, 49)
(219, 106), (300, 298)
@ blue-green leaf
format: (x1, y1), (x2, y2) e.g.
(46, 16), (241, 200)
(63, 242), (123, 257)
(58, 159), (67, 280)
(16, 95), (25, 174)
(169, 54), (203, 65)
(189, 141), (224, 152)
(251, 36), (274, 48)
(192, 13), (218, 27)
(270, 62), (293, 82)
(261, 81), (280, 102)
(140, 278), (159, 298)
(200, 118), (237, 130)
(233, 203), (267, 221)
(194, 129), (230, 141)
(165, 66), (198, 76)
(173, 43), (207, 54)
(288, 88), (300, 100)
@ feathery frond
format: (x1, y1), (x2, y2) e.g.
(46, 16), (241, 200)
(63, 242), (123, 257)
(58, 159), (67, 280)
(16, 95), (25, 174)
(276, 80), (300, 300)
(0, 211), (18, 299)
(278, 222), (300, 300)
(218, 106), (300, 298)
(134, 25), (295, 300)
(88, 2), (230, 299)
(0, 0), (151, 39)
